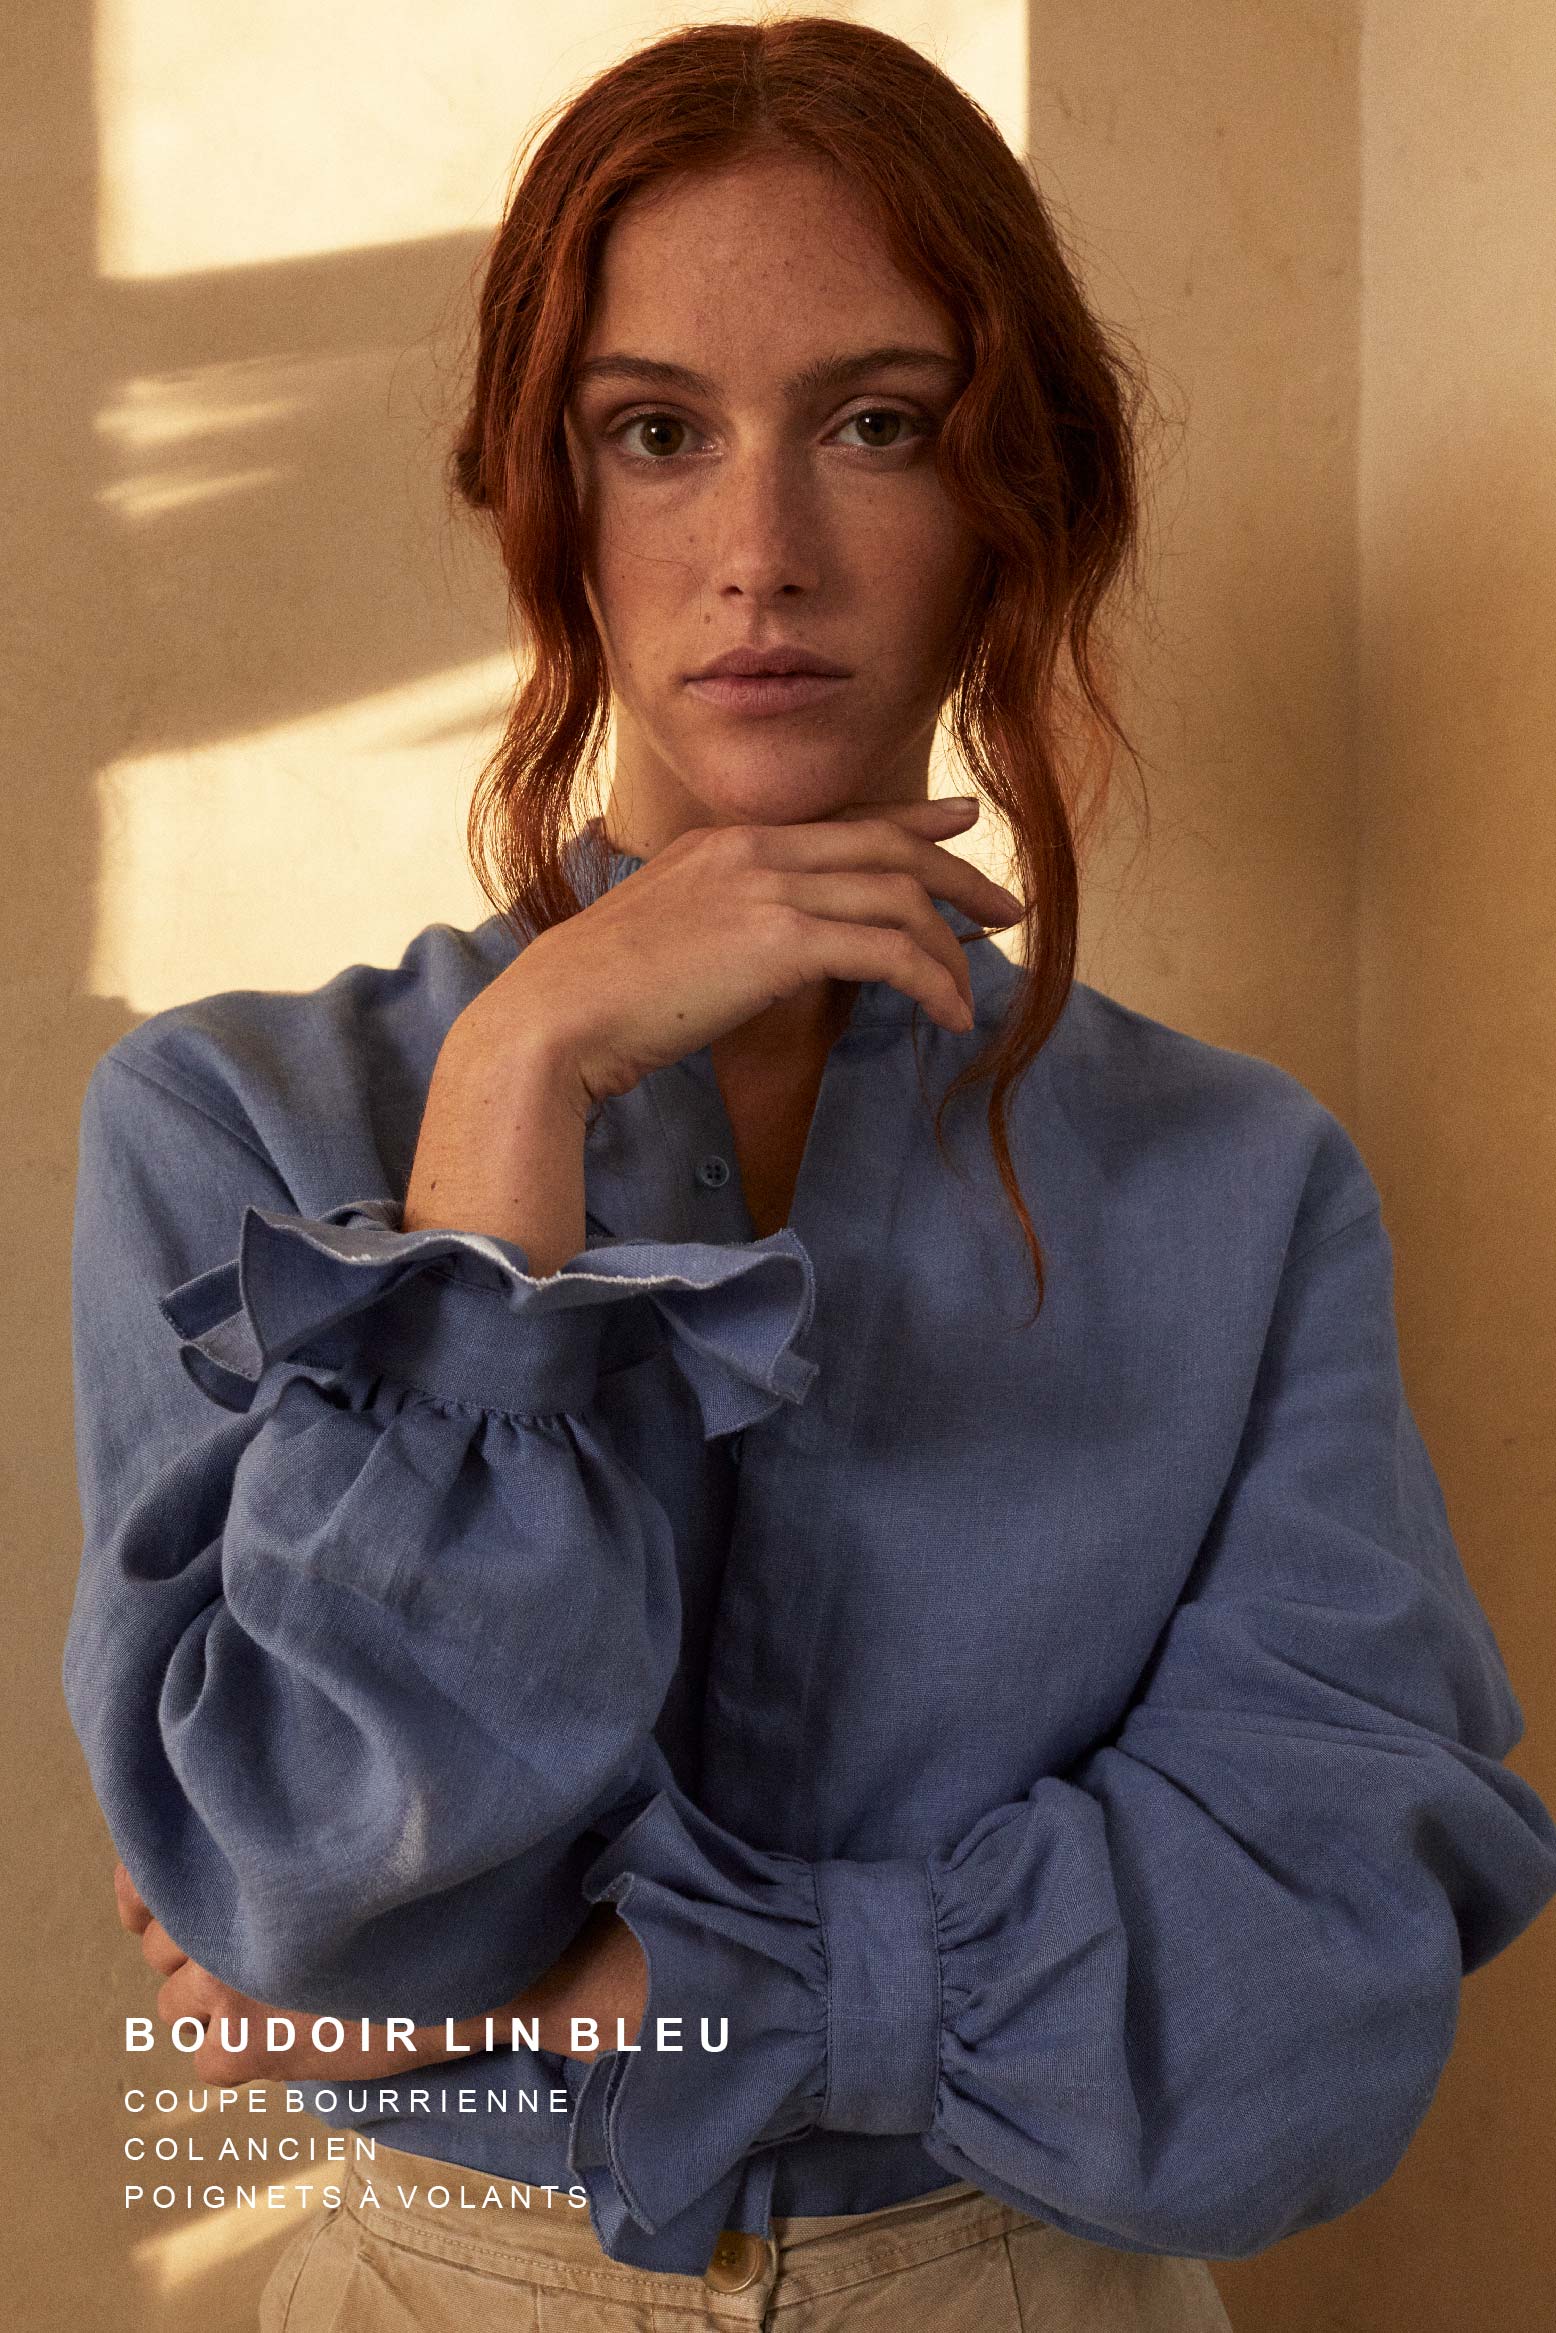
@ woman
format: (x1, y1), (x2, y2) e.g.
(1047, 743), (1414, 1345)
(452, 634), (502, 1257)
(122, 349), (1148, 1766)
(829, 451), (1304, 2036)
(65, 15), (1556, 2332)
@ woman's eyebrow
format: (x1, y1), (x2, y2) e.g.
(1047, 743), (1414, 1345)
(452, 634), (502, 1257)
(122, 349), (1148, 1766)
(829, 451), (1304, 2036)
(572, 345), (963, 397)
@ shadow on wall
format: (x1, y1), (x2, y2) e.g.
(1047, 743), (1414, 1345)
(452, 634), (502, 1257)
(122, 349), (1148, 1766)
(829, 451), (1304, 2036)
(7, 13), (502, 2328)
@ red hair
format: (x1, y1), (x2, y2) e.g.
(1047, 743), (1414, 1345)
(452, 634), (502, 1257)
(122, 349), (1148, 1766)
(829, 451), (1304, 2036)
(449, 12), (1155, 1318)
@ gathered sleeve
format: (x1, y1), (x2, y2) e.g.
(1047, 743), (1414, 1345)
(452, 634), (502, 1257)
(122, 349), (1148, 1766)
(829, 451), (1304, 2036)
(61, 1050), (816, 2021)
(559, 1181), (1556, 2270)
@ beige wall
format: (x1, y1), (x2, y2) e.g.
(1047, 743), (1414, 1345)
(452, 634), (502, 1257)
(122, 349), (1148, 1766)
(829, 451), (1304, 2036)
(4, 3), (1551, 2326)
(1353, 2), (1556, 2322)
(1043, 1), (1360, 1110)
(1039, 4), (1556, 2328)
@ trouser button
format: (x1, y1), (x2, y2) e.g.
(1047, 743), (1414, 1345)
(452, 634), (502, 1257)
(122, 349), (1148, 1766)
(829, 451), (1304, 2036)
(703, 2228), (773, 2292)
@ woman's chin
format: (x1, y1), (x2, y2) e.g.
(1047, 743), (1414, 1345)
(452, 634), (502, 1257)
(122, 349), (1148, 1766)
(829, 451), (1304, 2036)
(671, 769), (907, 833)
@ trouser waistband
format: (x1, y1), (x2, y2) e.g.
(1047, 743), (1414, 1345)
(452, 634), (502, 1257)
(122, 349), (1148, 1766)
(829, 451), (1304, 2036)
(340, 2142), (1025, 2320)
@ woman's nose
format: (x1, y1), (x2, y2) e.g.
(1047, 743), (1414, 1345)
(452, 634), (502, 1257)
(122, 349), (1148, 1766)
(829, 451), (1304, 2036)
(705, 447), (824, 601)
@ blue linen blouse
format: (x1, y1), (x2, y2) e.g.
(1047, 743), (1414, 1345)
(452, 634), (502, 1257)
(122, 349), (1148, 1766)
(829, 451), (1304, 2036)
(63, 821), (1556, 2277)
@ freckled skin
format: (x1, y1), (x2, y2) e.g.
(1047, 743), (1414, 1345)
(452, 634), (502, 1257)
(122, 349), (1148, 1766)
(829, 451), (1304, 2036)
(562, 145), (989, 1224)
(563, 145), (984, 864)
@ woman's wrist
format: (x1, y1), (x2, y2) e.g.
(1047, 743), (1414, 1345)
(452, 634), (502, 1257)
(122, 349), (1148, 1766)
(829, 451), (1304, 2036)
(516, 1904), (649, 2059)
(403, 1016), (592, 1270)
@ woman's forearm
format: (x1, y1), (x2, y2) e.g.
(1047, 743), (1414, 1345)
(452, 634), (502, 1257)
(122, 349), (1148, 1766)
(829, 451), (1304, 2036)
(402, 1018), (590, 1275)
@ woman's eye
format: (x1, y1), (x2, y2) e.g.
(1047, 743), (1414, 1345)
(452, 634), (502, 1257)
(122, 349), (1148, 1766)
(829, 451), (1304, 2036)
(607, 405), (930, 462)
(616, 413), (691, 460)
(835, 407), (925, 450)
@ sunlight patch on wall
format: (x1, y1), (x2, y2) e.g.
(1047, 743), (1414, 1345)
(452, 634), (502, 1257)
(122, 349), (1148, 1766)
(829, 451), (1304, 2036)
(87, 659), (512, 1013)
(874, 0), (1027, 157)
(131, 2195), (328, 2298)
(92, 360), (322, 518)
(123, 2092), (335, 2296)
(95, 1), (1025, 280)
(95, 0), (565, 279)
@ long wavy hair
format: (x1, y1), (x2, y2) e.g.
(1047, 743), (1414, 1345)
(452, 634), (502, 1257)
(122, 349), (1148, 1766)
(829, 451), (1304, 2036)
(448, 13), (1156, 1319)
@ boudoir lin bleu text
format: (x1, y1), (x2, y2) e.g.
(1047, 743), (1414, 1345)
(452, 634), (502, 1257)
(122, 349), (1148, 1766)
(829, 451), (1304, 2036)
(125, 2014), (729, 2057)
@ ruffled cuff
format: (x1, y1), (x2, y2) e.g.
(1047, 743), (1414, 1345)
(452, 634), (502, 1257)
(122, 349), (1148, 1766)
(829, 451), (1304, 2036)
(925, 1788), (1139, 2206)
(564, 1789), (942, 2263)
(156, 1197), (819, 1436)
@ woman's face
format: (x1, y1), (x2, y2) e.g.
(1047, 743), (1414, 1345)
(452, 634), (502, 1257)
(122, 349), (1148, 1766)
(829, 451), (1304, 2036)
(564, 145), (983, 856)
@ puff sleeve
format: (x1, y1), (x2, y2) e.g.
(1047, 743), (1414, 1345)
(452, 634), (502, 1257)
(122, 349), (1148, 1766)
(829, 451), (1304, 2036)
(61, 1050), (816, 2022)
(555, 1180), (1556, 2270)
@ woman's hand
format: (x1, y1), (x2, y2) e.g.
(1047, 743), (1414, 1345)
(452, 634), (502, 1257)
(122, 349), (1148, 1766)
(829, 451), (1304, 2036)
(402, 795), (1022, 1268)
(114, 1864), (647, 2080)
(464, 795), (1023, 1118)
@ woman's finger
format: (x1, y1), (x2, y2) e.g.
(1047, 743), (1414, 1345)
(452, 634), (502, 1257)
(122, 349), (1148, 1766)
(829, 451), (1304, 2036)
(757, 867), (980, 1018)
(155, 1956), (225, 2039)
(114, 1860), (153, 1935)
(156, 1963), (276, 2079)
(139, 1916), (190, 1980)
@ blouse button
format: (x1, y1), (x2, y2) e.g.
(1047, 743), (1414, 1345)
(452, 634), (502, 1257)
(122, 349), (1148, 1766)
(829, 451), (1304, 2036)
(695, 1154), (731, 1189)
(703, 2229), (773, 2293)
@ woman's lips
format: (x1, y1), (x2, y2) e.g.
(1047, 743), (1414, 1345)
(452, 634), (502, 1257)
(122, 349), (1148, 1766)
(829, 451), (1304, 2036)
(685, 672), (851, 715)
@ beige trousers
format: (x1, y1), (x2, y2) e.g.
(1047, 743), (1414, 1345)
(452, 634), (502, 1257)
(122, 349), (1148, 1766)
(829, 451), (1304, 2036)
(258, 2140), (1236, 2331)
